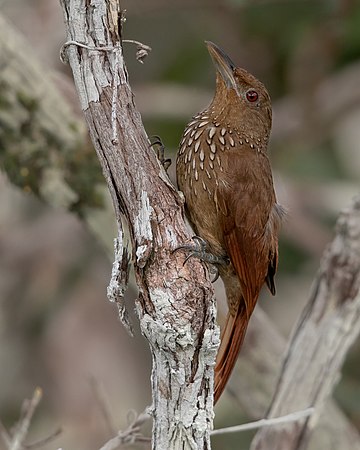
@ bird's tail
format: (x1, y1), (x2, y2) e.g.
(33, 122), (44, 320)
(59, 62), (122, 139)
(214, 303), (252, 404)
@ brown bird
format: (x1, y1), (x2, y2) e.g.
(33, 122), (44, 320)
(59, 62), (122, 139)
(176, 41), (284, 404)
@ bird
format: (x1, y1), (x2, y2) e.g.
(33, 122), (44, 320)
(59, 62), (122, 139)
(176, 41), (284, 404)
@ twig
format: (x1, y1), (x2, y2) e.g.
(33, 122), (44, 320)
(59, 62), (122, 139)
(10, 387), (42, 450)
(25, 428), (62, 449)
(122, 40), (152, 63)
(0, 420), (11, 448)
(99, 410), (151, 450)
(89, 376), (116, 436)
(211, 408), (314, 436)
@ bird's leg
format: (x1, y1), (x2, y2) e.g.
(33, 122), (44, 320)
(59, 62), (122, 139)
(150, 135), (171, 171)
(174, 236), (229, 282)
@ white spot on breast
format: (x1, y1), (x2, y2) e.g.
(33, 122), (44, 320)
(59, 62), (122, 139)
(202, 180), (207, 191)
(199, 148), (205, 161)
(200, 161), (204, 170)
(188, 137), (194, 146)
(205, 169), (211, 179)
(209, 152), (215, 161)
(188, 148), (192, 161)
(194, 169), (199, 181)
(240, 139), (243, 145)
(198, 121), (208, 128)
(195, 129), (204, 140)
(219, 135), (225, 145)
(184, 127), (192, 136)
(188, 120), (197, 127)
(245, 138), (249, 143)
(209, 160), (214, 169)
(216, 155), (221, 167)
(229, 136), (235, 146)
(210, 143), (216, 154)
(221, 128), (226, 136)
(250, 143), (255, 149)
(190, 129), (196, 137)
(194, 141), (201, 153)
(179, 144), (186, 154)
(208, 127), (216, 139)
(192, 158), (196, 169)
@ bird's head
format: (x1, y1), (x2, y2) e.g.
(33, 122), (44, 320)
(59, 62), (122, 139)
(206, 41), (272, 137)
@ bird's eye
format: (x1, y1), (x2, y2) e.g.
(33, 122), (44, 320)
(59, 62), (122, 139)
(246, 90), (258, 103)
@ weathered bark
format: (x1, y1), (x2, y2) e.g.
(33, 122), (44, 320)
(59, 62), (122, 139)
(251, 195), (360, 450)
(60, 1), (219, 449)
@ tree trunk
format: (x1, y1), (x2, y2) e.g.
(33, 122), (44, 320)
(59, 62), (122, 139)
(59, 1), (219, 449)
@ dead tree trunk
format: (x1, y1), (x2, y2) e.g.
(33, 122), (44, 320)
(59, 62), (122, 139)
(60, 1), (219, 449)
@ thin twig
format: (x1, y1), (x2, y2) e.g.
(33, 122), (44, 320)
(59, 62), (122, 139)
(25, 428), (62, 449)
(98, 410), (151, 450)
(0, 420), (11, 448)
(122, 39), (151, 63)
(211, 407), (314, 436)
(10, 388), (43, 450)
(89, 376), (116, 436)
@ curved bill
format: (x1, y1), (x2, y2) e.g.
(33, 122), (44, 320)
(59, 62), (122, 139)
(205, 41), (237, 90)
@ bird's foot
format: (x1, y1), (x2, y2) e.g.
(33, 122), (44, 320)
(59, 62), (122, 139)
(151, 135), (171, 171)
(174, 236), (229, 282)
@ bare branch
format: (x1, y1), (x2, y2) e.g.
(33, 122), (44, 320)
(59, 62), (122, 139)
(10, 388), (42, 450)
(211, 407), (314, 436)
(251, 195), (360, 450)
(99, 410), (151, 450)
(24, 428), (62, 449)
(90, 376), (117, 436)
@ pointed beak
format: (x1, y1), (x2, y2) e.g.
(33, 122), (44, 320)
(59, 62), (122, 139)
(205, 41), (237, 90)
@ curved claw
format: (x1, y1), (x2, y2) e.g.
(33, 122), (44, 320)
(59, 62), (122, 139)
(150, 135), (172, 170)
(172, 236), (229, 281)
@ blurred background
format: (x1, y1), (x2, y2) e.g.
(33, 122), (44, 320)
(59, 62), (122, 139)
(0, 0), (360, 449)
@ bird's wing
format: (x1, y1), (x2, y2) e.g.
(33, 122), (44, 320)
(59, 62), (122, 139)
(214, 151), (280, 403)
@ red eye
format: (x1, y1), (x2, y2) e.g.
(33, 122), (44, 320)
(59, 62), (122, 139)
(246, 90), (258, 102)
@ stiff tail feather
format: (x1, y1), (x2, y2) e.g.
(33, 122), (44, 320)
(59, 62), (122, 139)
(214, 304), (251, 404)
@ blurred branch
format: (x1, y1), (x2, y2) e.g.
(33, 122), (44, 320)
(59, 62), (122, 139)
(9, 387), (42, 450)
(0, 388), (61, 450)
(229, 307), (360, 450)
(0, 13), (103, 215)
(251, 195), (360, 450)
(60, 1), (218, 449)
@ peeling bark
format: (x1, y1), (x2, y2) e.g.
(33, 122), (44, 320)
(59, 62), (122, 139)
(60, 1), (219, 449)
